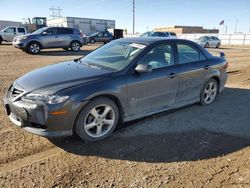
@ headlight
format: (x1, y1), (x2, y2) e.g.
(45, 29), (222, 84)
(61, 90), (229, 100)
(22, 93), (69, 104)
(20, 36), (28, 41)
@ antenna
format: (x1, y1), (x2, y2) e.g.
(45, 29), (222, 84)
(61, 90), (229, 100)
(49, 6), (63, 19)
(133, 0), (135, 34)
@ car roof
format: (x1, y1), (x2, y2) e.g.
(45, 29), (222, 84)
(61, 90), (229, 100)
(116, 37), (191, 45)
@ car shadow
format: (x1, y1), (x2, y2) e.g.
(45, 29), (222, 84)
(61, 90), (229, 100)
(49, 87), (250, 163)
(38, 49), (92, 56)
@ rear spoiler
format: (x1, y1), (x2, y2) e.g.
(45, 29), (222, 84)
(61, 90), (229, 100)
(209, 50), (225, 58)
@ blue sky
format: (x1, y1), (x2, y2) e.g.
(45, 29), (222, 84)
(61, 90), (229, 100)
(0, 0), (249, 33)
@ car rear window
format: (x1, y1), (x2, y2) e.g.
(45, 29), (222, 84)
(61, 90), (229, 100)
(73, 29), (81, 35)
(177, 43), (206, 64)
(170, 32), (177, 36)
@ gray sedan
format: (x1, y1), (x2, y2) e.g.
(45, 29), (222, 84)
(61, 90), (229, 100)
(3, 38), (228, 142)
(196, 36), (221, 48)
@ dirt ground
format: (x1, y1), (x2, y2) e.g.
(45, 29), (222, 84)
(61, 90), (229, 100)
(0, 44), (250, 187)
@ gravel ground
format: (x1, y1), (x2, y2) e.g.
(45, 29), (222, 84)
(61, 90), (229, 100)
(0, 44), (250, 187)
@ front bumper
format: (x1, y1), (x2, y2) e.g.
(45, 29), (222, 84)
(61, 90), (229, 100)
(3, 93), (88, 137)
(12, 38), (27, 49)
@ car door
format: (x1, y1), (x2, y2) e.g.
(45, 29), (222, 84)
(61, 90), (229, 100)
(175, 42), (208, 105)
(57, 28), (72, 47)
(3, 27), (16, 42)
(41, 28), (61, 48)
(126, 42), (179, 115)
(209, 37), (216, 47)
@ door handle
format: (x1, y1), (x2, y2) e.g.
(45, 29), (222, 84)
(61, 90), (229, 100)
(168, 72), (177, 78)
(204, 65), (210, 70)
(55, 36), (59, 38)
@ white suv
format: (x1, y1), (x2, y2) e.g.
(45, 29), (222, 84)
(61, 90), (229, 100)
(0, 26), (27, 44)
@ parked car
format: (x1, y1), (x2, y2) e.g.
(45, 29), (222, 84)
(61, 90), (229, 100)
(0, 26), (27, 44)
(12, 27), (83, 54)
(196, 36), (221, 48)
(88, 31), (113, 44)
(140, 31), (177, 38)
(3, 38), (228, 141)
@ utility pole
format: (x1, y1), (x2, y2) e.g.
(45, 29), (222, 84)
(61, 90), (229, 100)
(49, 6), (63, 19)
(234, 19), (238, 33)
(133, 0), (135, 34)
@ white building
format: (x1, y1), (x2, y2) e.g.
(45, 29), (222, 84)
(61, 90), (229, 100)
(0, 20), (22, 30)
(47, 17), (115, 35)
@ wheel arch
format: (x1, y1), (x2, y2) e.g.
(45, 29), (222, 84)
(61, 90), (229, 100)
(87, 94), (124, 121)
(26, 40), (43, 49)
(208, 75), (220, 92)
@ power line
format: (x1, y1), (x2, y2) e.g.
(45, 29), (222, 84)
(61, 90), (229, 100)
(49, 6), (63, 19)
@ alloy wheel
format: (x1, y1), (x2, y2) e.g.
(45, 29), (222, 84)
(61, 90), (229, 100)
(84, 104), (115, 138)
(203, 81), (217, 104)
(71, 42), (80, 51)
(30, 43), (40, 54)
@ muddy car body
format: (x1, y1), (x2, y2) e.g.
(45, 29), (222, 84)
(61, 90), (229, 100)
(3, 38), (228, 141)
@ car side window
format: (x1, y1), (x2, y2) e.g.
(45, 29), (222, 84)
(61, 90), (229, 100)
(18, 28), (25, 33)
(46, 28), (57, 35)
(4, 27), (16, 33)
(137, 43), (174, 70)
(57, 28), (73, 34)
(177, 43), (206, 64)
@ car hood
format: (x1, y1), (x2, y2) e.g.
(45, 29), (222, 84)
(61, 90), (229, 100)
(15, 60), (112, 94)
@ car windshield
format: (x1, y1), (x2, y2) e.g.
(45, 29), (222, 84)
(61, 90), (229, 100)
(32, 27), (48, 34)
(140, 32), (152, 37)
(90, 32), (99, 37)
(198, 36), (207, 41)
(81, 41), (147, 71)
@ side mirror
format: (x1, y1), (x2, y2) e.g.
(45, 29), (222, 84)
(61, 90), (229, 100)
(42, 31), (47, 35)
(135, 64), (152, 73)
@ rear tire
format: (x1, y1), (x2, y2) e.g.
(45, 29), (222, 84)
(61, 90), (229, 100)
(204, 42), (209, 48)
(27, 42), (41, 54)
(216, 43), (220, 48)
(70, 41), (81, 52)
(75, 97), (119, 142)
(200, 78), (218, 106)
(0, 36), (2, 45)
(90, 38), (96, 44)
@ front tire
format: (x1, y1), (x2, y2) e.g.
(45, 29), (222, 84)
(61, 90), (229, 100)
(75, 97), (119, 142)
(70, 41), (81, 52)
(204, 42), (209, 48)
(27, 42), (41, 54)
(0, 36), (2, 45)
(200, 78), (218, 106)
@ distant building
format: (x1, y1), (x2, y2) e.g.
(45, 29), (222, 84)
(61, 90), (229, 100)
(154, 25), (219, 35)
(47, 17), (115, 35)
(0, 20), (22, 30)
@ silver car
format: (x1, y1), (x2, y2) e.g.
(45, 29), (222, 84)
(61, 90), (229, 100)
(196, 36), (221, 48)
(13, 27), (83, 54)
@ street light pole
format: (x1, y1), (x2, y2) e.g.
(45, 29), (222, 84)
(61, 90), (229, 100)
(133, 0), (135, 34)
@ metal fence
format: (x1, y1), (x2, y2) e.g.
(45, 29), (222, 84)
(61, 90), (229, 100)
(124, 33), (250, 46)
(179, 33), (250, 46)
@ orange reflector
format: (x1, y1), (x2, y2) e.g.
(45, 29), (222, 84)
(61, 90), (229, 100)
(49, 110), (68, 115)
